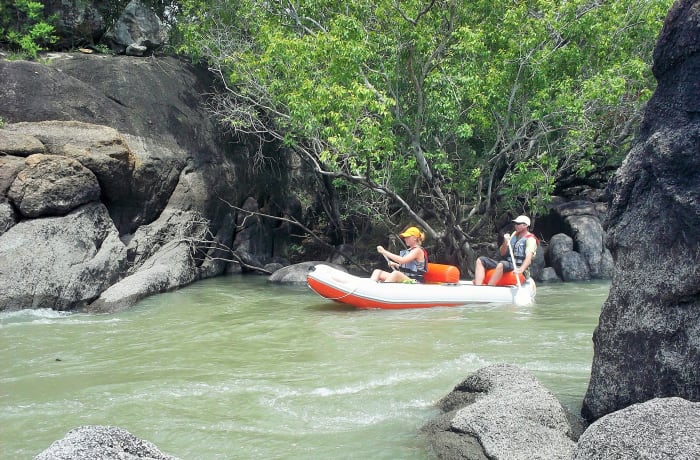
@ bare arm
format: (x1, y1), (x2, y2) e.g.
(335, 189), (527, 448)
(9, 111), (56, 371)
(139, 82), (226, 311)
(377, 246), (423, 265)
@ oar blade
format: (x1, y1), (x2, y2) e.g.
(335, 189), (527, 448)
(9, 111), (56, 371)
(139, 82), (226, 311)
(513, 288), (533, 307)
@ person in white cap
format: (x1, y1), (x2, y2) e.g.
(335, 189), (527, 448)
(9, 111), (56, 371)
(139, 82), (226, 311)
(473, 215), (538, 285)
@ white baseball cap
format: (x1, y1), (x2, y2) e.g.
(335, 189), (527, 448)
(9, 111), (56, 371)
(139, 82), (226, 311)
(512, 215), (531, 226)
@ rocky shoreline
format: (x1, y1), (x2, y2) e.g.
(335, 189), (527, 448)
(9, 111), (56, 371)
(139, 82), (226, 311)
(2, 0), (699, 458)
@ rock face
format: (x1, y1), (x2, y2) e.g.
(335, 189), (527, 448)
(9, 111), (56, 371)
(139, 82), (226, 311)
(0, 54), (299, 312)
(581, 0), (700, 422)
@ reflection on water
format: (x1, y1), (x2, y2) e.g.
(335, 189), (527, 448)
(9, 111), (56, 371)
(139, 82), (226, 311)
(0, 276), (608, 459)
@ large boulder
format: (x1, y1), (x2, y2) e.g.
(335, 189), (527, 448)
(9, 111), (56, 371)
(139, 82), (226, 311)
(8, 154), (101, 218)
(42, 1), (107, 50)
(582, 0), (700, 422)
(573, 397), (700, 460)
(102, 0), (167, 55)
(35, 425), (179, 460)
(0, 203), (127, 310)
(421, 364), (580, 460)
(548, 233), (591, 282)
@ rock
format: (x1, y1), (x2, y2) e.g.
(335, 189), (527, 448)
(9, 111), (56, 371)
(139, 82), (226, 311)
(102, 0), (167, 55)
(8, 154), (101, 218)
(539, 267), (561, 283)
(87, 208), (202, 313)
(567, 215), (608, 279)
(0, 129), (45, 156)
(268, 261), (347, 284)
(44, 1), (107, 50)
(0, 203), (126, 310)
(232, 197), (274, 268)
(0, 154), (25, 196)
(34, 425), (179, 460)
(126, 43), (148, 56)
(573, 397), (700, 460)
(0, 200), (16, 235)
(582, 0), (700, 422)
(548, 233), (591, 281)
(554, 200), (600, 219)
(422, 364), (579, 460)
(529, 248), (546, 281)
(3, 121), (136, 205)
(0, 55), (258, 312)
(537, 199), (612, 280)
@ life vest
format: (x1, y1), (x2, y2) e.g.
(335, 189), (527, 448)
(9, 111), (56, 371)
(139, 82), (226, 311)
(508, 232), (538, 267)
(399, 247), (429, 279)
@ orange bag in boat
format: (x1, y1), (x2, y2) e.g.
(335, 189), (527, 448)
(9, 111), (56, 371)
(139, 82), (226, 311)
(484, 268), (525, 286)
(423, 263), (460, 284)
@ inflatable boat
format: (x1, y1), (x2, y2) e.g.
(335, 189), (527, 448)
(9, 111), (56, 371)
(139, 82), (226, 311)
(306, 263), (536, 309)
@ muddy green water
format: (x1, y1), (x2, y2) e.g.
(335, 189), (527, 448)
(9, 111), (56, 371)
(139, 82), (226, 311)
(1, 276), (608, 459)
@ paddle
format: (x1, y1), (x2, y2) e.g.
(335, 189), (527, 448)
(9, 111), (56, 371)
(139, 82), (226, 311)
(382, 253), (398, 271)
(505, 234), (533, 307)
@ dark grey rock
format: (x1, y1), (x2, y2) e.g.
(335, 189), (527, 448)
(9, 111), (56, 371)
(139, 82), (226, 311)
(548, 233), (591, 281)
(45, 1), (107, 50)
(567, 215), (607, 279)
(102, 0), (167, 55)
(529, 248), (546, 281)
(539, 267), (561, 283)
(0, 55), (258, 312)
(582, 0), (700, 422)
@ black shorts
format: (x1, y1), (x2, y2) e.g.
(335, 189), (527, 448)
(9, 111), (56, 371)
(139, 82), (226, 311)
(478, 256), (514, 272)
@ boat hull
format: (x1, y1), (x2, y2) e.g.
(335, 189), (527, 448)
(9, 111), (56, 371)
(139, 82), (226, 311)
(306, 264), (535, 309)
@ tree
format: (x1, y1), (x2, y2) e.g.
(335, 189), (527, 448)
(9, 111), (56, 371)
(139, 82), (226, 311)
(173, 0), (671, 271)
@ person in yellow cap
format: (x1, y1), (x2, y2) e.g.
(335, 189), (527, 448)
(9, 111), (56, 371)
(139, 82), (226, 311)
(371, 227), (428, 283)
(473, 215), (537, 285)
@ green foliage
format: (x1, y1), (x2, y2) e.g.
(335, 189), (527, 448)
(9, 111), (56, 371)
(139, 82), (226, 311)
(173, 0), (672, 251)
(0, 0), (58, 58)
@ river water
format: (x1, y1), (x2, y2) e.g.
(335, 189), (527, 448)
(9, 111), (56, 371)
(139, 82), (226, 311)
(1, 275), (608, 459)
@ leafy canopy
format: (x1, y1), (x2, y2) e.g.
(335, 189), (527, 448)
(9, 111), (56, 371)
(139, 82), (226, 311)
(173, 0), (670, 261)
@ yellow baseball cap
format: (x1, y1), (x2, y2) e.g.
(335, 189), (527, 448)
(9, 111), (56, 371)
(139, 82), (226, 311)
(400, 227), (422, 238)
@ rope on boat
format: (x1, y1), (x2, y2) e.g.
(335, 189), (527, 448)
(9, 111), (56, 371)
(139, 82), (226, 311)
(325, 284), (360, 301)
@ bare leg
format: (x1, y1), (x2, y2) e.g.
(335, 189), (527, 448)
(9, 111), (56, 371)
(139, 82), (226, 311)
(384, 271), (408, 283)
(487, 263), (504, 286)
(474, 258), (486, 285)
